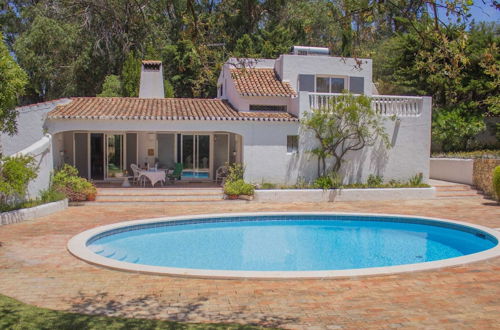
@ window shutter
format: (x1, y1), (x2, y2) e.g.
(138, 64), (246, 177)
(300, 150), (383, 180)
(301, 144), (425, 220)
(298, 74), (315, 92)
(349, 77), (364, 94)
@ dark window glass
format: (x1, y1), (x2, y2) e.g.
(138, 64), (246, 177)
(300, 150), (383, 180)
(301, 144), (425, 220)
(330, 78), (345, 93)
(315, 77), (330, 93)
(287, 135), (298, 153)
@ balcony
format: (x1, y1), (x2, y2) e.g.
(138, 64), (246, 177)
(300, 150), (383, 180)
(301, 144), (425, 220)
(308, 93), (424, 117)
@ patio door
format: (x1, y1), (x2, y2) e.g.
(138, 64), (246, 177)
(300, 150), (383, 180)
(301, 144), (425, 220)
(181, 134), (210, 177)
(105, 134), (125, 178)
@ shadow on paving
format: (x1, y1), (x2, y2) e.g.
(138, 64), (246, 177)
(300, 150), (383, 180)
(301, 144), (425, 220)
(68, 291), (299, 328)
(0, 293), (259, 329)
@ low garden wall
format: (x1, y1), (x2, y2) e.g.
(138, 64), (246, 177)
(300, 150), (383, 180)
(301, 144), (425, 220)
(473, 159), (500, 198)
(429, 158), (474, 185)
(0, 199), (68, 226)
(430, 157), (500, 198)
(254, 187), (436, 203)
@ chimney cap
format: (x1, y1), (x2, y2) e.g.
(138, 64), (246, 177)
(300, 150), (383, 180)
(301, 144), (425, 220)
(142, 60), (162, 65)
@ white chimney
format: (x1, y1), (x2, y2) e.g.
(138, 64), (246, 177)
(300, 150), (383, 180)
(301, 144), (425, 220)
(139, 60), (164, 98)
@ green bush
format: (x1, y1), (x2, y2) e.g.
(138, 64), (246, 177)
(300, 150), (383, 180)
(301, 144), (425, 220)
(224, 179), (254, 196)
(493, 166), (500, 201)
(408, 173), (424, 186)
(226, 163), (245, 182)
(260, 182), (276, 189)
(53, 164), (96, 201)
(313, 172), (342, 190)
(40, 188), (66, 203)
(432, 109), (485, 152)
(367, 174), (383, 186)
(0, 155), (38, 205)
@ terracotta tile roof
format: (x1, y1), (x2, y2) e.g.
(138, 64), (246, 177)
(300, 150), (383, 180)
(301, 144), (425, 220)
(230, 68), (297, 97)
(47, 97), (298, 122)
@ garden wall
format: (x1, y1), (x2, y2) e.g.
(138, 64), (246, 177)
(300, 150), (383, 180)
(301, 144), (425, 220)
(254, 187), (436, 203)
(429, 158), (474, 185)
(473, 159), (500, 198)
(0, 199), (68, 226)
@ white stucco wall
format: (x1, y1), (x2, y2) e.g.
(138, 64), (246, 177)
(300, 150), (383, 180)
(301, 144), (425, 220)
(285, 92), (432, 185)
(13, 134), (54, 199)
(429, 158), (474, 185)
(0, 99), (70, 156)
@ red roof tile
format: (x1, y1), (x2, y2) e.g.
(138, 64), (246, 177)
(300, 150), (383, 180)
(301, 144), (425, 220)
(230, 68), (297, 97)
(47, 97), (298, 122)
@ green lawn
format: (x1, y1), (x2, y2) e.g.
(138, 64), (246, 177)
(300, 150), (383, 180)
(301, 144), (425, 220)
(0, 294), (263, 330)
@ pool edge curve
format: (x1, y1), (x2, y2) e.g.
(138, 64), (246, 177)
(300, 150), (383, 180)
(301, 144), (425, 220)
(67, 212), (500, 280)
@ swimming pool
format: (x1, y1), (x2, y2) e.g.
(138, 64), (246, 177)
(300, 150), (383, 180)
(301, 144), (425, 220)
(68, 212), (500, 279)
(182, 171), (209, 179)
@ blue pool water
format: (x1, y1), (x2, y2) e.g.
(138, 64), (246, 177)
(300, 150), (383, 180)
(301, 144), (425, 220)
(88, 215), (496, 271)
(182, 171), (209, 179)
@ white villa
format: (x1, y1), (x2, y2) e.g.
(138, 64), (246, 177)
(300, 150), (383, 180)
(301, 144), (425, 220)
(3, 46), (431, 196)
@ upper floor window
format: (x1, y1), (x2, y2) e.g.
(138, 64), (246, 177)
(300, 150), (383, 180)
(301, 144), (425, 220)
(315, 76), (346, 93)
(249, 105), (287, 112)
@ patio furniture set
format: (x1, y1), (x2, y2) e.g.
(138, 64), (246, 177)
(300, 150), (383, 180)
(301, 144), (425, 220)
(123, 163), (229, 187)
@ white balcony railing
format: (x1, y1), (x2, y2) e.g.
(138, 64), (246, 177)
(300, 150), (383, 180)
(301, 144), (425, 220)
(308, 93), (423, 117)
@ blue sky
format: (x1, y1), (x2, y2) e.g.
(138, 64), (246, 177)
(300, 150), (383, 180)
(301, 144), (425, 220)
(468, 1), (499, 22)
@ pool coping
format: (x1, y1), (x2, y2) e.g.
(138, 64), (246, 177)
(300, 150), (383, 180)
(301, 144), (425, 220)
(67, 212), (500, 280)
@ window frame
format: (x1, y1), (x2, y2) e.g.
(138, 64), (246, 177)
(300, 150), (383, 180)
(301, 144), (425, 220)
(314, 75), (348, 93)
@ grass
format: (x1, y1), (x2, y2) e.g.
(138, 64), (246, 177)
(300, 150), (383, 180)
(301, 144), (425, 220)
(0, 294), (263, 330)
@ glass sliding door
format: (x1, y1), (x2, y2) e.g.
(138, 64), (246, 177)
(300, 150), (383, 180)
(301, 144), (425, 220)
(197, 135), (210, 171)
(181, 134), (210, 179)
(106, 134), (124, 178)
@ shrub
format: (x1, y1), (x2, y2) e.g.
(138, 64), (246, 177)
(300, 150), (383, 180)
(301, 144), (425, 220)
(260, 182), (276, 189)
(52, 164), (96, 201)
(367, 174), (383, 186)
(313, 172), (342, 190)
(0, 155), (38, 205)
(432, 109), (485, 152)
(224, 179), (254, 196)
(40, 188), (66, 203)
(408, 173), (424, 186)
(226, 163), (245, 182)
(493, 166), (500, 200)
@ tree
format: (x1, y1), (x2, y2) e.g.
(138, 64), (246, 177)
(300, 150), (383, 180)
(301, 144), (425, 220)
(97, 75), (122, 97)
(0, 32), (28, 136)
(121, 53), (141, 97)
(301, 93), (390, 177)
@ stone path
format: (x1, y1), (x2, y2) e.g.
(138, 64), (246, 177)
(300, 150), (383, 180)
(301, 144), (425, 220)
(0, 197), (499, 329)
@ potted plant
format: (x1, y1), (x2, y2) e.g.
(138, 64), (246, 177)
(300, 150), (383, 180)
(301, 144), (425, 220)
(224, 180), (241, 199)
(224, 179), (255, 200)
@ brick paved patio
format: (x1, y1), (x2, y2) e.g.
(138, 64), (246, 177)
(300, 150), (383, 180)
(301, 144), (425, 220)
(0, 197), (499, 329)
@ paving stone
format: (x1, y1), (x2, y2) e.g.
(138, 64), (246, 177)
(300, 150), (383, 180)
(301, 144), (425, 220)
(0, 198), (499, 328)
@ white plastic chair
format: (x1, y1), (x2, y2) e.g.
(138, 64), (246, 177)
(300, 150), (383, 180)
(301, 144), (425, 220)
(130, 164), (142, 185)
(215, 166), (228, 186)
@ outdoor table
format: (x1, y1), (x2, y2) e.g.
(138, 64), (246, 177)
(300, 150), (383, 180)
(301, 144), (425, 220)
(139, 170), (166, 187)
